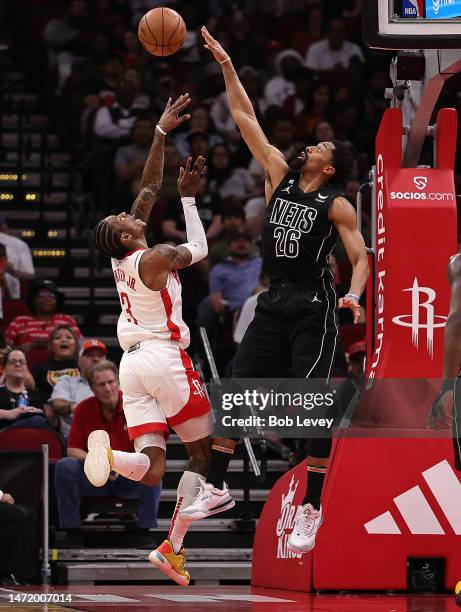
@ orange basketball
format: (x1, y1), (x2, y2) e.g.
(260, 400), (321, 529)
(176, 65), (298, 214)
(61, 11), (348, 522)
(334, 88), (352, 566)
(138, 7), (186, 57)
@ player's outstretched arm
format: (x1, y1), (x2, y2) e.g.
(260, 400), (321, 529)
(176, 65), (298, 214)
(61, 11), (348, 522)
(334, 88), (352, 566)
(330, 197), (369, 324)
(139, 157), (208, 290)
(130, 93), (191, 223)
(201, 26), (288, 188)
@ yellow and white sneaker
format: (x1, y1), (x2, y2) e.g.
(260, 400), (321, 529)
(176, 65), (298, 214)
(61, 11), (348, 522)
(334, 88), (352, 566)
(148, 539), (190, 587)
(84, 430), (113, 487)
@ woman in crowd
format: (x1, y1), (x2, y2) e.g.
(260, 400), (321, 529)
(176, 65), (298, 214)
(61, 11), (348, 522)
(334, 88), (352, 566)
(4, 280), (82, 368)
(207, 143), (255, 205)
(295, 81), (334, 136)
(0, 349), (48, 430)
(32, 325), (80, 398)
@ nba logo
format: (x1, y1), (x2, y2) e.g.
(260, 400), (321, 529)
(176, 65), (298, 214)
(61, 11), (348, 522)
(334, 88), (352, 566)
(402, 0), (424, 17)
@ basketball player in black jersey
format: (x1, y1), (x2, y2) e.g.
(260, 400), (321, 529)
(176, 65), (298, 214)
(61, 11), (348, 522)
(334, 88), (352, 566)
(179, 28), (369, 554)
(429, 253), (461, 472)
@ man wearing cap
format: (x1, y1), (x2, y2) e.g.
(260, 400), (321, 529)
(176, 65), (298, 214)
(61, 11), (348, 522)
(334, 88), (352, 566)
(50, 339), (107, 438)
(54, 360), (161, 548)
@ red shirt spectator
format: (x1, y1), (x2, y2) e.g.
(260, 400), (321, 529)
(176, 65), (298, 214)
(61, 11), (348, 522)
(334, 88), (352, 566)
(4, 280), (82, 366)
(5, 313), (81, 348)
(67, 390), (132, 453)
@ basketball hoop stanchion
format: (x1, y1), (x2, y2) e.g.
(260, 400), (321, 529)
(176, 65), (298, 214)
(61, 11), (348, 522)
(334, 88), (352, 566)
(251, 107), (460, 596)
(41, 444), (51, 586)
(198, 327), (263, 479)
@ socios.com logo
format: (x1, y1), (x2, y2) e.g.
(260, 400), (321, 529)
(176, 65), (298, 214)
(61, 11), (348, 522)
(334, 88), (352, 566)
(433, 0), (440, 14)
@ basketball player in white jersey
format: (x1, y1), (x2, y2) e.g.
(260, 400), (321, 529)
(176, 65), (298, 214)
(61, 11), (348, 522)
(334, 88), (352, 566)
(87, 94), (234, 586)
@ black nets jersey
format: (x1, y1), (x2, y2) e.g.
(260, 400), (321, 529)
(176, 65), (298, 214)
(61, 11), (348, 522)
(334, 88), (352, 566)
(261, 170), (344, 283)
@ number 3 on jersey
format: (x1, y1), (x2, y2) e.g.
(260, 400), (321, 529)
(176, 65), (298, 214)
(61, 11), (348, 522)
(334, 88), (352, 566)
(120, 292), (138, 324)
(274, 227), (301, 258)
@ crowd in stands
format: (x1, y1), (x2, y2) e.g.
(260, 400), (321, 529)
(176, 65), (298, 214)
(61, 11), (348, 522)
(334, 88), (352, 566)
(37, 0), (387, 373)
(1, 0), (397, 578)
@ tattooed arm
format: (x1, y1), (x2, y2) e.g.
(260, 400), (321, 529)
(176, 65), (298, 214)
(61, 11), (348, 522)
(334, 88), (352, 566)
(130, 93), (191, 222)
(139, 157), (208, 290)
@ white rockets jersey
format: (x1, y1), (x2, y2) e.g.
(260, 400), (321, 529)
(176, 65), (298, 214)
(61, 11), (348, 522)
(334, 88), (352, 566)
(111, 248), (190, 352)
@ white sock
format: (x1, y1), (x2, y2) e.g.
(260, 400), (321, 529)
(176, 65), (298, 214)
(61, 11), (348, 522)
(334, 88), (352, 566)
(168, 471), (202, 554)
(111, 450), (150, 481)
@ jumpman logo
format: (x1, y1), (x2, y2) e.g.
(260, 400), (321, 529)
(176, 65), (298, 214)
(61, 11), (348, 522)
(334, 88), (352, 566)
(311, 293), (322, 303)
(281, 179), (295, 194)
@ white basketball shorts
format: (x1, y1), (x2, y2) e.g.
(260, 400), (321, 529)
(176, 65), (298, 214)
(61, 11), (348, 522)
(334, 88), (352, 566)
(119, 339), (212, 442)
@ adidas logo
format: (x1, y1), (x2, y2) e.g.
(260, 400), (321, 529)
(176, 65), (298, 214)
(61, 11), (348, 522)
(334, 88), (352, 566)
(364, 460), (461, 535)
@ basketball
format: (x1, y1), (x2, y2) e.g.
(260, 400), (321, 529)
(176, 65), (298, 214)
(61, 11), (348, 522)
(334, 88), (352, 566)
(138, 7), (186, 57)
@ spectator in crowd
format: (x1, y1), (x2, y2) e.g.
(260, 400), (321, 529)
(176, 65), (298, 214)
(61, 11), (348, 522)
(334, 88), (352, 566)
(291, 4), (325, 56)
(233, 273), (269, 344)
(263, 49), (304, 109)
(238, 65), (265, 116)
(0, 216), (35, 300)
(4, 280), (82, 363)
(80, 56), (124, 131)
(155, 142), (182, 201)
(207, 143), (255, 204)
(198, 228), (262, 354)
(0, 349), (48, 431)
(115, 115), (156, 185)
(119, 29), (144, 68)
(313, 120), (336, 144)
(209, 84), (242, 145)
(163, 175), (222, 245)
(244, 196), (266, 239)
(248, 115), (298, 184)
(0, 487), (38, 585)
(185, 129), (210, 160)
(295, 81), (334, 136)
(49, 339), (107, 438)
(0, 331), (10, 379)
(32, 325), (80, 398)
(283, 67), (313, 119)
(208, 206), (245, 267)
(305, 18), (364, 73)
(43, 0), (91, 93)
(93, 77), (145, 142)
(335, 340), (366, 418)
(364, 70), (390, 126)
(0, 244), (11, 318)
(174, 106), (222, 158)
(54, 360), (161, 547)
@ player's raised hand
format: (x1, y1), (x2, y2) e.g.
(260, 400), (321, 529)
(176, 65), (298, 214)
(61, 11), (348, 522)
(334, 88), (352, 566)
(178, 156), (207, 198)
(157, 93), (191, 133)
(338, 295), (361, 324)
(201, 26), (230, 65)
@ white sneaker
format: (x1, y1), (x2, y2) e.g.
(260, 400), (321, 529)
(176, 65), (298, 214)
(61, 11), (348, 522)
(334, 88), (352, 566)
(177, 477), (235, 522)
(287, 504), (323, 554)
(84, 430), (112, 487)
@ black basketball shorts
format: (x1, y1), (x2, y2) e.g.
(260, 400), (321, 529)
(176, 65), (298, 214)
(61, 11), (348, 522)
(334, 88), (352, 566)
(232, 280), (338, 379)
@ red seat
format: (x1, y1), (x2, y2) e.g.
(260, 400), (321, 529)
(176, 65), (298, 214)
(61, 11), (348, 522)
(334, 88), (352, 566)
(339, 323), (366, 351)
(0, 427), (65, 460)
(0, 299), (31, 329)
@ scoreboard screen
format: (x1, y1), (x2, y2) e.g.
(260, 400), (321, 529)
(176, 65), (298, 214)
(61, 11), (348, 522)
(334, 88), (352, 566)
(393, 0), (461, 20)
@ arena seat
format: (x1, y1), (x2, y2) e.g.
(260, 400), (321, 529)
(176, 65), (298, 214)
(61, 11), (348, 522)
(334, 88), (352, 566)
(0, 426), (65, 460)
(0, 299), (30, 328)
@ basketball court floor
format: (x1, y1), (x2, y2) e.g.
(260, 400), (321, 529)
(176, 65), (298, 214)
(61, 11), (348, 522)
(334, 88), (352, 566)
(0, 586), (459, 611)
